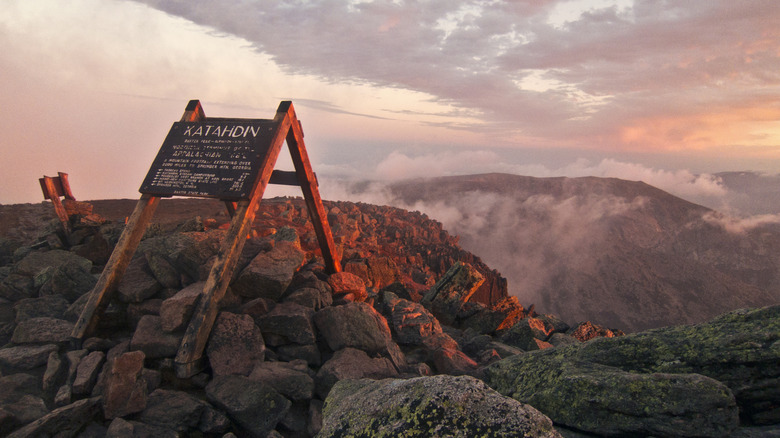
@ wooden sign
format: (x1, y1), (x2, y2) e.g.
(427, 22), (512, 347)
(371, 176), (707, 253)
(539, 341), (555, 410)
(72, 100), (341, 378)
(140, 120), (277, 199)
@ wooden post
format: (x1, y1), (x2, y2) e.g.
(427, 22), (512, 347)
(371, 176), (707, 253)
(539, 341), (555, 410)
(283, 103), (341, 274)
(70, 194), (160, 346)
(40, 176), (72, 236)
(174, 102), (293, 377)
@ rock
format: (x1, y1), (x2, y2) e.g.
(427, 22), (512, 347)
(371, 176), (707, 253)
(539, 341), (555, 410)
(117, 256), (161, 303)
(144, 252), (181, 289)
(232, 241), (305, 300)
(11, 317), (73, 344)
(320, 375), (561, 437)
(575, 305), (780, 426)
(547, 333), (580, 347)
(484, 345), (739, 438)
(385, 294), (443, 346)
(327, 271), (368, 303)
(567, 320), (624, 342)
(6, 397), (101, 438)
(138, 231), (223, 283)
(0, 273), (34, 301)
(0, 395), (49, 435)
(37, 260), (97, 302)
(14, 250), (91, 277)
(14, 295), (70, 322)
(257, 302), (316, 346)
(0, 344), (58, 373)
(129, 315), (182, 359)
(315, 347), (399, 399)
(459, 296), (524, 334)
(137, 389), (208, 433)
(284, 287), (333, 310)
(206, 311), (265, 376)
(422, 262), (484, 326)
(102, 351), (148, 419)
(0, 373), (41, 407)
(432, 347), (478, 375)
(105, 417), (179, 438)
(205, 375), (291, 438)
(313, 302), (401, 362)
(249, 360), (315, 401)
(499, 317), (551, 351)
(42, 350), (65, 394)
(276, 343), (322, 367)
(72, 351), (105, 396)
(126, 298), (162, 328)
(159, 282), (203, 332)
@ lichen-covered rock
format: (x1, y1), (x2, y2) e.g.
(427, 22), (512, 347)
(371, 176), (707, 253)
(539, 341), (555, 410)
(320, 375), (561, 438)
(205, 375), (291, 438)
(576, 305), (780, 425)
(206, 311), (265, 376)
(421, 262), (484, 326)
(484, 344), (740, 437)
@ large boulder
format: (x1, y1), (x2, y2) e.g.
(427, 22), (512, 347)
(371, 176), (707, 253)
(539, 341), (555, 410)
(231, 241), (305, 300)
(206, 311), (265, 377)
(257, 302), (316, 346)
(575, 305), (780, 425)
(11, 317), (73, 345)
(422, 262), (484, 326)
(5, 397), (101, 438)
(320, 375), (561, 437)
(315, 347), (399, 399)
(484, 345), (738, 438)
(205, 375), (291, 438)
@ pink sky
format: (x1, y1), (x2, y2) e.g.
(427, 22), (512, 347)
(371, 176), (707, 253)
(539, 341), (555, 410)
(1, 0), (779, 205)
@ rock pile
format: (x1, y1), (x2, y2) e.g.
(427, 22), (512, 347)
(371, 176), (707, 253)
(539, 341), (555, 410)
(0, 198), (777, 437)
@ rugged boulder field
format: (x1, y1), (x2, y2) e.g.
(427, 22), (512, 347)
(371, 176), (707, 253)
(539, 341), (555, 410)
(0, 197), (777, 437)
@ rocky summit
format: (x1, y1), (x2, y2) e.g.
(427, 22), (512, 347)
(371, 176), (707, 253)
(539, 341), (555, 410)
(0, 197), (777, 437)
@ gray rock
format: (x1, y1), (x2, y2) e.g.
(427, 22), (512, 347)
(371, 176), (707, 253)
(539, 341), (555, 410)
(37, 260), (97, 302)
(276, 343), (322, 367)
(320, 375), (561, 438)
(257, 302), (316, 346)
(13, 295), (70, 322)
(42, 350), (65, 394)
(6, 397), (101, 438)
(249, 360), (314, 401)
(117, 257), (161, 303)
(105, 417), (179, 438)
(159, 282), (203, 332)
(232, 241), (304, 300)
(72, 351), (105, 395)
(313, 302), (401, 364)
(0, 344), (58, 373)
(102, 351), (149, 419)
(137, 389), (208, 433)
(0, 273), (34, 301)
(432, 347), (478, 375)
(205, 375), (291, 438)
(421, 262), (484, 326)
(11, 317), (73, 344)
(144, 252), (181, 289)
(206, 311), (265, 376)
(499, 317), (552, 351)
(14, 250), (92, 277)
(387, 296), (443, 345)
(137, 231), (223, 282)
(0, 373), (41, 406)
(315, 347), (398, 399)
(0, 395), (49, 435)
(484, 344), (740, 438)
(129, 315), (182, 359)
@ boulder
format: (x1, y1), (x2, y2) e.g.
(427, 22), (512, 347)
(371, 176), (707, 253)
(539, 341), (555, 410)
(0, 344), (58, 373)
(249, 360), (315, 401)
(72, 351), (105, 396)
(13, 295), (70, 322)
(432, 347), (478, 375)
(0, 394), (49, 435)
(206, 311), (265, 376)
(385, 294), (443, 346)
(14, 250), (91, 277)
(37, 260), (97, 302)
(567, 321), (624, 342)
(315, 348), (399, 399)
(11, 317), (73, 345)
(422, 262), (484, 326)
(499, 317), (552, 351)
(106, 417), (178, 438)
(231, 241), (304, 300)
(129, 315), (182, 359)
(327, 271), (368, 303)
(320, 375), (561, 438)
(138, 231), (223, 283)
(102, 351), (148, 419)
(257, 302), (316, 346)
(137, 389), (209, 433)
(313, 302), (400, 362)
(575, 305), (780, 425)
(459, 296), (524, 334)
(205, 375), (291, 438)
(117, 256), (161, 303)
(484, 345), (739, 438)
(0, 273), (34, 301)
(5, 397), (101, 438)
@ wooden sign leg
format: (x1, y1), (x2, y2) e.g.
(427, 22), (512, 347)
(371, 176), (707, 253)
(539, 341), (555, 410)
(285, 113), (341, 274)
(42, 176), (71, 236)
(70, 194), (160, 347)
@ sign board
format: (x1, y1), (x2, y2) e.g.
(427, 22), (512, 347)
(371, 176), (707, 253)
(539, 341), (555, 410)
(140, 120), (276, 199)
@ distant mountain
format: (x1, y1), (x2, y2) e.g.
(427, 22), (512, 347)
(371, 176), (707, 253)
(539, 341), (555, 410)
(384, 173), (779, 332)
(714, 171), (780, 215)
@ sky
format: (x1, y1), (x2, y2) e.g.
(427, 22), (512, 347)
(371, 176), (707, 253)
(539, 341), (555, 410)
(1, 0), (779, 206)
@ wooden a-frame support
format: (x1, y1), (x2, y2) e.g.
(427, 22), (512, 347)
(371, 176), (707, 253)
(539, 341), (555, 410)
(40, 172), (77, 235)
(71, 100), (341, 378)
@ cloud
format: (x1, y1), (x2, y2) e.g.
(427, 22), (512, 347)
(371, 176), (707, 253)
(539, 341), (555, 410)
(702, 211), (780, 234)
(134, 0), (780, 153)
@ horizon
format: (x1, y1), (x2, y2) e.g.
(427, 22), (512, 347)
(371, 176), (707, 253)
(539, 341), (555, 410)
(1, 0), (779, 206)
